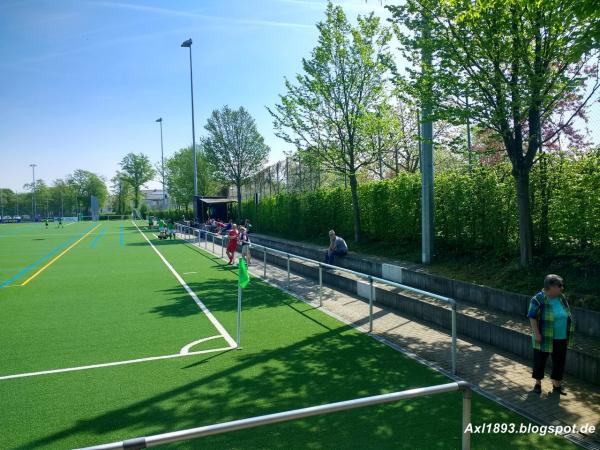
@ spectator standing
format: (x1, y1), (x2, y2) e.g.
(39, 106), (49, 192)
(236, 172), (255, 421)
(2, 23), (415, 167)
(528, 274), (574, 395)
(240, 226), (252, 266)
(226, 224), (239, 265)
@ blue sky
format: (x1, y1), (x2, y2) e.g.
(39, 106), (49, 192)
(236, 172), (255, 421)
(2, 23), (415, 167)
(0, 0), (391, 192)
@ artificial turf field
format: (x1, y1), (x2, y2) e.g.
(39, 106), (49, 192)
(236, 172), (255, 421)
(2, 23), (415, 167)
(0, 220), (577, 449)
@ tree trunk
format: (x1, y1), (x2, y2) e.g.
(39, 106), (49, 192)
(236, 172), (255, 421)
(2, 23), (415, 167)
(134, 187), (140, 209)
(513, 168), (534, 266)
(236, 180), (243, 221)
(348, 174), (361, 242)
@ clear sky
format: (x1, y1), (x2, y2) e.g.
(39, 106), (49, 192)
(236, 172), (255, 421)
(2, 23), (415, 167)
(0, 0), (391, 192)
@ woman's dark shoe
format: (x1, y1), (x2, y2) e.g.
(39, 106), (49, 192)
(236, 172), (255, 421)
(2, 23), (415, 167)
(552, 385), (567, 396)
(533, 383), (542, 394)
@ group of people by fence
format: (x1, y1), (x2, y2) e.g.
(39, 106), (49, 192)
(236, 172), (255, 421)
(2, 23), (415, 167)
(197, 218), (253, 266)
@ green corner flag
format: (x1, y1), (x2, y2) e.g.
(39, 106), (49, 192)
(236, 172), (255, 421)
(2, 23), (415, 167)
(239, 258), (250, 289)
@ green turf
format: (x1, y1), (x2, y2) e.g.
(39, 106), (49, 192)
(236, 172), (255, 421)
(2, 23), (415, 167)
(0, 220), (577, 449)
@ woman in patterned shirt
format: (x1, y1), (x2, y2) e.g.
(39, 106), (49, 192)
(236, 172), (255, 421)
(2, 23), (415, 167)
(527, 274), (575, 395)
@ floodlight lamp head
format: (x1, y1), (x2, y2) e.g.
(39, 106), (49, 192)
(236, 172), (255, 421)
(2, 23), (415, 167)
(181, 38), (192, 48)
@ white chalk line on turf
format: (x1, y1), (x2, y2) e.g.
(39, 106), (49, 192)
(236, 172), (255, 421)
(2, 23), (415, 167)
(132, 220), (238, 349)
(179, 335), (224, 355)
(0, 345), (231, 381)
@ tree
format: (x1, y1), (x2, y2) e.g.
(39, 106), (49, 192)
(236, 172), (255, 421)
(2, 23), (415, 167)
(164, 146), (218, 211)
(50, 179), (74, 217)
(66, 170), (108, 214)
(268, 2), (392, 242)
(110, 172), (132, 215)
(23, 179), (49, 217)
(389, 0), (600, 265)
(119, 153), (155, 209)
(202, 106), (270, 219)
(0, 189), (15, 217)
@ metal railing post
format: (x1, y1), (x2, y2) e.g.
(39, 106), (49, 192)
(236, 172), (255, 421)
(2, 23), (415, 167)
(263, 248), (267, 278)
(212, 234), (215, 253)
(205, 231), (208, 249)
(451, 302), (457, 375)
(461, 383), (472, 450)
(286, 254), (290, 288)
(369, 276), (374, 333)
(318, 264), (323, 307)
(221, 236), (224, 259)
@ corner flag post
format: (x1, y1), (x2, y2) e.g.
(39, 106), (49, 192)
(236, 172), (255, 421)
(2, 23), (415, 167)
(236, 283), (242, 348)
(237, 257), (250, 349)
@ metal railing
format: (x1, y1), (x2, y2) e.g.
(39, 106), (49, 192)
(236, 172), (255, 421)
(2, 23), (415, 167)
(175, 223), (459, 374)
(77, 381), (472, 450)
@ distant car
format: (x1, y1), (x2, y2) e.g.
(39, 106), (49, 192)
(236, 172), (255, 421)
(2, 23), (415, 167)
(14, 216), (22, 222)
(22, 215), (31, 220)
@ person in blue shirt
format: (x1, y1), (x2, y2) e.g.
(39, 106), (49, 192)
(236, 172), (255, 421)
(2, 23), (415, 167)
(325, 230), (348, 264)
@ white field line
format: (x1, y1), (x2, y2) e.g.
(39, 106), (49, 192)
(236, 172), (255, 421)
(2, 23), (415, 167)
(0, 346), (231, 381)
(132, 220), (237, 348)
(179, 335), (224, 355)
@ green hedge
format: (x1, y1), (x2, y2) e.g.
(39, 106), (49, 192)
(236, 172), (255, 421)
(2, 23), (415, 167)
(242, 151), (600, 261)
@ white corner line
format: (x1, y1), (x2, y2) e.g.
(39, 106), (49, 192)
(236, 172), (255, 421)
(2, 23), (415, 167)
(180, 335), (224, 355)
(132, 220), (237, 348)
(0, 347), (233, 381)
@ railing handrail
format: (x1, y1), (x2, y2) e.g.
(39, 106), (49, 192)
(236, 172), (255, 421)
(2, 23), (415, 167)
(181, 224), (455, 306)
(76, 381), (472, 450)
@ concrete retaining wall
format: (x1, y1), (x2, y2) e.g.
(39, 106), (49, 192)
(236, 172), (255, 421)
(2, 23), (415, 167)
(249, 234), (600, 339)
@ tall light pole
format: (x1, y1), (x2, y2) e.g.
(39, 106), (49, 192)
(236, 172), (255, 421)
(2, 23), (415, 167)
(181, 38), (199, 222)
(30, 163), (37, 220)
(155, 118), (166, 210)
(420, 14), (434, 264)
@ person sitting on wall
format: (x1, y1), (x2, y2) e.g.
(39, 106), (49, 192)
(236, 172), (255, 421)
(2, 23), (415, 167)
(325, 230), (348, 265)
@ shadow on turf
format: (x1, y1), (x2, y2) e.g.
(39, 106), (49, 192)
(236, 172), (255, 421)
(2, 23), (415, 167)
(16, 311), (462, 450)
(15, 286), (587, 450)
(14, 253), (590, 449)
(149, 278), (316, 318)
(126, 238), (226, 264)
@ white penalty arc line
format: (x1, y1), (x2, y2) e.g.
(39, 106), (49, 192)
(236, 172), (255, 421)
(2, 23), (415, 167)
(0, 346), (232, 381)
(132, 220), (237, 349)
(179, 335), (224, 355)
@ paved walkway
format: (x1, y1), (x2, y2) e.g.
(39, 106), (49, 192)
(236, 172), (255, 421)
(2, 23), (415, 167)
(184, 234), (600, 448)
